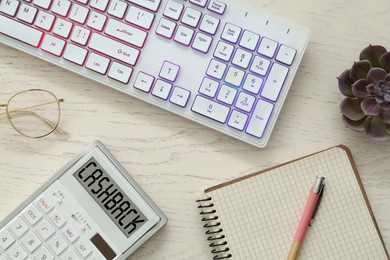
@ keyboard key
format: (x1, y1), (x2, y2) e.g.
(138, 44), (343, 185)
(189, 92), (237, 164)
(190, 0), (208, 7)
(53, 18), (73, 38)
(159, 61), (180, 82)
(105, 18), (147, 48)
(225, 66), (245, 87)
(261, 63), (289, 101)
(199, 77), (219, 98)
(63, 43), (88, 65)
(235, 92), (256, 112)
(170, 87), (190, 107)
(206, 59), (226, 80)
(192, 32), (213, 53)
(221, 23), (241, 44)
(90, 0), (109, 11)
(243, 74), (263, 95)
(192, 95), (230, 123)
(258, 37), (278, 58)
(276, 45), (296, 66)
(9, 217), (29, 238)
(246, 99), (274, 138)
(17, 4), (38, 24)
(232, 48), (252, 69)
(152, 79), (173, 100)
(108, 62), (133, 84)
(36, 220), (56, 241)
(36, 246), (55, 260)
(70, 25), (91, 46)
(199, 14), (220, 35)
(213, 41), (234, 61)
(207, 0), (226, 15)
(156, 17), (176, 39)
(76, 241), (92, 258)
(86, 52), (110, 74)
(127, 0), (162, 12)
(134, 72), (155, 92)
(0, 15), (43, 47)
(23, 205), (43, 226)
(239, 30), (260, 51)
(228, 110), (248, 131)
(49, 235), (68, 255)
(107, 0), (128, 19)
(7, 243), (28, 259)
(217, 85), (237, 105)
(181, 7), (201, 28)
(164, 0), (184, 21)
(89, 33), (140, 66)
(0, 0), (20, 16)
(21, 232), (42, 253)
(35, 11), (55, 31)
(126, 5), (155, 30)
(41, 34), (66, 56)
(0, 229), (15, 250)
(69, 4), (89, 24)
(34, 0), (52, 10)
(250, 56), (271, 76)
(174, 25), (195, 46)
(86, 11), (107, 31)
(52, 0), (72, 17)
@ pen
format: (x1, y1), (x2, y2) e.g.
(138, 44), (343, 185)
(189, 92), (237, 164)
(287, 176), (325, 260)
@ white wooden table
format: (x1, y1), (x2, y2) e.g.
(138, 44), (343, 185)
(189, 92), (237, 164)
(0, 0), (389, 259)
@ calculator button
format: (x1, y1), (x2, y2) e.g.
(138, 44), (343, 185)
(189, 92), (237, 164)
(36, 220), (56, 241)
(63, 226), (80, 244)
(63, 249), (81, 260)
(9, 217), (29, 238)
(49, 235), (68, 255)
(50, 211), (67, 228)
(36, 195), (54, 214)
(75, 241), (92, 258)
(0, 229), (15, 250)
(7, 243), (27, 259)
(23, 205), (43, 226)
(21, 232), (42, 253)
(35, 246), (55, 260)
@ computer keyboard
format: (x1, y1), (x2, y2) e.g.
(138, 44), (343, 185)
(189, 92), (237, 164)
(0, 0), (310, 148)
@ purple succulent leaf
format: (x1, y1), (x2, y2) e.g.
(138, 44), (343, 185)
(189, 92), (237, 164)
(381, 110), (390, 124)
(380, 101), (390, 111)
(367, 115), (390, 141)
(349, 60), (371, 82)
(386, 74), (390, 82)
(342, 115), (368, 132)
(337, 69), (354, 97)
(379, 51), (390, 72)
(366, 83), (378, 95)
(359, 45), (387, 67)
(366, 68), (387, 84)
(361, 97), (381, 116)
(340, 98), (365, 120)
(351, 79), (370, 98)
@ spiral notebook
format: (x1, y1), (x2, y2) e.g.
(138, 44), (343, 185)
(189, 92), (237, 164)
(197, 145), (389, 259)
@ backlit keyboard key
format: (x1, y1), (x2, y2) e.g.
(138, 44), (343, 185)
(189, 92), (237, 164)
(235, 92), (255, 112)
(126, 5), (155, 30)
(128, 0), (162, 12)
(221, 23), (241, 44)
(86, 11), (107, 31)
(170, 87), (190, 107)
(250, 56), (270, 76)
(174, 25), (194, 46)
(108, 62), (133, 84)
(190, 0), (208, 7)
(206, 59), (227, 80)
(159, 61), (180, 82)
(34, 0), (52, 10)
(213, 41), (234, 61)
(152, 79), (172, 100)
(192, 95), (230, 123)
(90, 0), (109, 11)
(53, 18), (73, 38)
(105, 19), (147, 48)
(164, 0), (184, 21)
(276, 45), (297, 65)
(70, 25), (91, 45)
(225, 66), (245, 87)
(17, 4), (38, 24)
(199, 14), (220, 35)
(52, 0), (72, 17)
(0, 15), (43, 47)
(63, 43), (88, 65)
(232, 48), (252, 69)
(107, 0), (128, 19)
(69, 4), (89, 24)
(261, 63), (289, 101)
(0, 0), (20, 16)
(258, 37), (278, 58)
(192, 32), (213, 53)
(86, 52), (110, 74)
(228, 110), (248, 131)
(181, 7), (201, 28)
(156, 17), (176, 39)
(41, 34), (66, 56)
(243, 74), (263, 95)
(239, 30), (260, 51)
(207, 0), (226, 15)
(35, 11), (55, 31)
(134, 72), (155, 92)
(217, 85), (237, 105)
(246, 99), (274, 138)
(199, 77), (219, 98)
(89, 33), (140, 66)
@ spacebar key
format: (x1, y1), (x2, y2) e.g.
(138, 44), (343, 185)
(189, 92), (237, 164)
(192, 95), (230, 123)
(0, 15), (43, 47)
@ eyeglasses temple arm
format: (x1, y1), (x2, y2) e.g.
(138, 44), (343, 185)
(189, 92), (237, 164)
(2, 99), (64, 115)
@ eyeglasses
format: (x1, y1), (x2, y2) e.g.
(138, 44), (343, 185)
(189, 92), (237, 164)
(0, 89), (67, 138)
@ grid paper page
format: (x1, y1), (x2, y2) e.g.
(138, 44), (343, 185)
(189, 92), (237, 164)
(207, 146), (388, 259)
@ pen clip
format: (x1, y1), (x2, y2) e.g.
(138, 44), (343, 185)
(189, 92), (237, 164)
(309, 184), (325, 226)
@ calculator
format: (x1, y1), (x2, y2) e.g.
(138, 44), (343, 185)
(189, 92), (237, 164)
(0, 141), (168, 260)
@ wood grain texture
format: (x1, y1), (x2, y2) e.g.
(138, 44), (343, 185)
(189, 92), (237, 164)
(0, 0), (389, 259)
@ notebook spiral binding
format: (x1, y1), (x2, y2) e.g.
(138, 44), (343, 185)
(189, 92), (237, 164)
(197, 197), (232, 259)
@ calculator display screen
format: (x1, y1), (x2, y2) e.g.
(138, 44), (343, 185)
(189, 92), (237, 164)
(74, 157), (147, 238)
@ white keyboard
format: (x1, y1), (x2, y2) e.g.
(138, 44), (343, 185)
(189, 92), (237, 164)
(0, 0), (310, 148)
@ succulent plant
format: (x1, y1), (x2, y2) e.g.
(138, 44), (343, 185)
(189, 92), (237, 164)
(338, 45), (390, 141)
